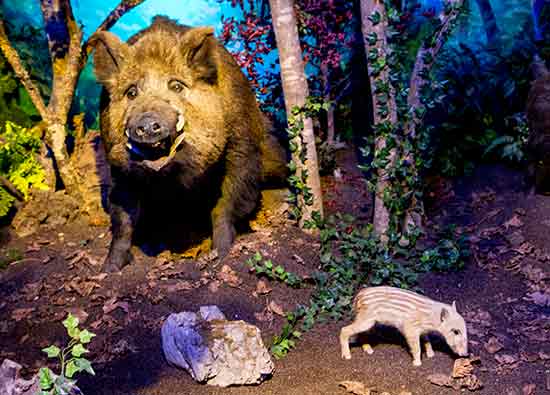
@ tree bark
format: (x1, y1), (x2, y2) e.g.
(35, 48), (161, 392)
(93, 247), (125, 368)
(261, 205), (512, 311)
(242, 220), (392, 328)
(269, 0), (323, 224)
(360, 0), (398, 242)
(0, 0), (145, 224)
(321, 63), (336, 144)
(475, 0), (499, 45)
(401, 0), (464, 234)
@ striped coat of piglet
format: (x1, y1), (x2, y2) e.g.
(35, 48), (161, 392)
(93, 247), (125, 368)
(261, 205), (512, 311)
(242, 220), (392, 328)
(340, 286), (468, 366)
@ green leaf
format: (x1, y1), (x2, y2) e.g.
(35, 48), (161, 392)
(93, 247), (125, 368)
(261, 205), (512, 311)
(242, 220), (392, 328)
(62, 313), (79, 331)
(71, 343), (88, 357)
(78, 329), (96, 344)
(38, 367), (54, 390)
(74, 357), (95, 376)
(65, 360), (80, 379)
(42, 345), (61, 358)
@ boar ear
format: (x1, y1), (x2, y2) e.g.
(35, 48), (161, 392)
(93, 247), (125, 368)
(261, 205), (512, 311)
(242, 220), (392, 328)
(440, 307), (450, 323)
(90, 31), (130, 85)
(452, 301), (457, 312)
(181, 27), (217, 84)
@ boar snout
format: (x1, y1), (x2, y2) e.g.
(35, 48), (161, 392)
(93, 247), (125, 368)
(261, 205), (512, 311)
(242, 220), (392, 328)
(127, 112), (173, 145)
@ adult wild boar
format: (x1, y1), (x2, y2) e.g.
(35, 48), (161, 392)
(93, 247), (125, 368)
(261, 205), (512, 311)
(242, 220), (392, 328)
(91, 16), (286, 271)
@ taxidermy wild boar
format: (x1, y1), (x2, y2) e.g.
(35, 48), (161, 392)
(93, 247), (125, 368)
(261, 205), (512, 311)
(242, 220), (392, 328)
(91, 16), (287, 272)
(340, 286), (468, 366)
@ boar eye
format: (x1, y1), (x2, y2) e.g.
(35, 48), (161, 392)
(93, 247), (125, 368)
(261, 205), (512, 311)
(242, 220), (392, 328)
(452, 329), (461, 336)
(169, 80), (186, 93)
(126, 85), (138, 100)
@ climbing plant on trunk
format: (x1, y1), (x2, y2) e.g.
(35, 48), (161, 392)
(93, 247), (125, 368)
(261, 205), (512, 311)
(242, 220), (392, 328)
(360, 0), (465, 244)
(269, 0), (324, 226)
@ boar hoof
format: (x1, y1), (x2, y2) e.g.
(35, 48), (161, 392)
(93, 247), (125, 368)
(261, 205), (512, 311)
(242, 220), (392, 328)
(413, 360), (422, 367)
(341, 352), (351, 360)
(104, 250), (132, 272)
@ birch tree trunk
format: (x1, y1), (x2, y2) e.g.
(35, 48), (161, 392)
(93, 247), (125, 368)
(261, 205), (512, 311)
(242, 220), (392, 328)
(321, 63), (336, 144)
(360, 0), (398, 242)
(401, 0), (464, 234)
(269, 0), (323, 225)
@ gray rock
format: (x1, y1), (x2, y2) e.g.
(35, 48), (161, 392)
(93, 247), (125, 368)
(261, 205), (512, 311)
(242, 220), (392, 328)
(161, 305), (274, 387)
(0, 359), (38, 395)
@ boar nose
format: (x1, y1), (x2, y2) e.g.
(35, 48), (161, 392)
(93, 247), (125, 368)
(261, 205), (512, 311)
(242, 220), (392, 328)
(129, 112), (169, 142)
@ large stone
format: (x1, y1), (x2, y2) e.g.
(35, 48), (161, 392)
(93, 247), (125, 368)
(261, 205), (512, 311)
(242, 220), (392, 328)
(161, 305), (274, 387)
(0, 359), (37, 395)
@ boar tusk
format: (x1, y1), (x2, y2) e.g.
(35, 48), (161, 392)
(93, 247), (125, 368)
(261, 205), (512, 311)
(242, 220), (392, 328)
(176, 114), (185, 132)
(125, 129), (130, 137)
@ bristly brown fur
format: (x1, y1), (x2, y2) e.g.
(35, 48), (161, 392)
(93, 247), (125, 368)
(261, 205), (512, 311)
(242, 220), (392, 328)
(91, 16), (287, 271)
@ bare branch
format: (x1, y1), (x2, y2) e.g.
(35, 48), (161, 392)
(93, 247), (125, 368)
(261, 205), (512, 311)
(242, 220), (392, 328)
(405, 0), (465, 136)
(0, 20), (49, 120)
(0, 175), (24, 201)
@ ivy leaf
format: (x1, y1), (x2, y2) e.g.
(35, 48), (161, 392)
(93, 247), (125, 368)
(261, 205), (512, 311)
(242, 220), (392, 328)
(71, 344), (88, 357)
(74, 358), (95, 376)
(65, 360), (80, 379)
(62, 313), (79, 331)
(78, 329), (96, 344)
(38, 367), (54, 390)
(42, 345), (61, 358)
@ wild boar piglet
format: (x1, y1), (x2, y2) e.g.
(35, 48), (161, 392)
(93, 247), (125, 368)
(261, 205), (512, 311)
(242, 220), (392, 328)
(340, 286), (468, 366)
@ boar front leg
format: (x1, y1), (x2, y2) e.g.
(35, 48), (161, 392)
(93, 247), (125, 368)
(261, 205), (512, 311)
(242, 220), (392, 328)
(104, 181), (140, 272)
(211, 148), (261, 257)
(403, 325), (422, 366)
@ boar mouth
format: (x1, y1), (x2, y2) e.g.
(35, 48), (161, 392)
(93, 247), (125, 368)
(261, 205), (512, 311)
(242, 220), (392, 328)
(126, 113), (186, 172)
(127, 136), (173, 161)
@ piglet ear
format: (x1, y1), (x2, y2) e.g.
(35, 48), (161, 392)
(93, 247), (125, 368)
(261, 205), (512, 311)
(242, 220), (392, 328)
(90, 31), (130, 86)
(440, 307), (450, 323)
(181, 26), (217, 84)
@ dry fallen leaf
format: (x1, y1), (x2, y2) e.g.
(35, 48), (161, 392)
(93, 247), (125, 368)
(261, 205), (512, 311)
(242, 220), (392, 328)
(522, 383), (536, 395)
(254, 307), (273, 323)
(254, 279), (272, 296)
(11, 307), (35, 322)
(267, 300), (285, 316)
(217, 264), (242, 288)
(428, 373), (451, 387)
(163, 281), (195, 293)
(495, 354), (518, 365)
(338, 381), (372, 395)
(484, 336), (504, 354)
(503, 214), (523, 230)
(102, 297), (129, 315)
(452, 357), (478, 378)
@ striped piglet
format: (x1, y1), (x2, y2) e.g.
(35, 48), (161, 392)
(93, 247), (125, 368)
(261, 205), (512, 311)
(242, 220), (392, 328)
(340, 286), (468, 366)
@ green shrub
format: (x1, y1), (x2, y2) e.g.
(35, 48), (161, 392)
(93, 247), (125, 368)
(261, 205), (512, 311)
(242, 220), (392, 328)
(0, 121), (48, 216)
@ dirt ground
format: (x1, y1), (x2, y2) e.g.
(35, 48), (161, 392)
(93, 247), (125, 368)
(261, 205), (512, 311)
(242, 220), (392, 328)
(1, 149), (549, 395)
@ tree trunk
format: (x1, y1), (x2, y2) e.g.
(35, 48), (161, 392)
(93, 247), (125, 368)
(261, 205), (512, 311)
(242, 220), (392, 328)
(269, 0), (323, 224)
(0, 0), (145, 228)
(475, 0), (499, 45)
(401, 0), (465, 235)
(360, 0), (398, 242)
(321, 63), (336, 144)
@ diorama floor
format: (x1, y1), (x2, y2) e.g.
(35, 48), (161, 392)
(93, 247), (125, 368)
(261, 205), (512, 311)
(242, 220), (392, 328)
(0, 149), (549, 395)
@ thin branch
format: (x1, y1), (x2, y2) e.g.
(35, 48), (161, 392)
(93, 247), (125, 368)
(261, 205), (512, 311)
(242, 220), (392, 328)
(0, 175), (24, 201)
(405, 0), (465, 136)
(0, 20), (49, 120)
